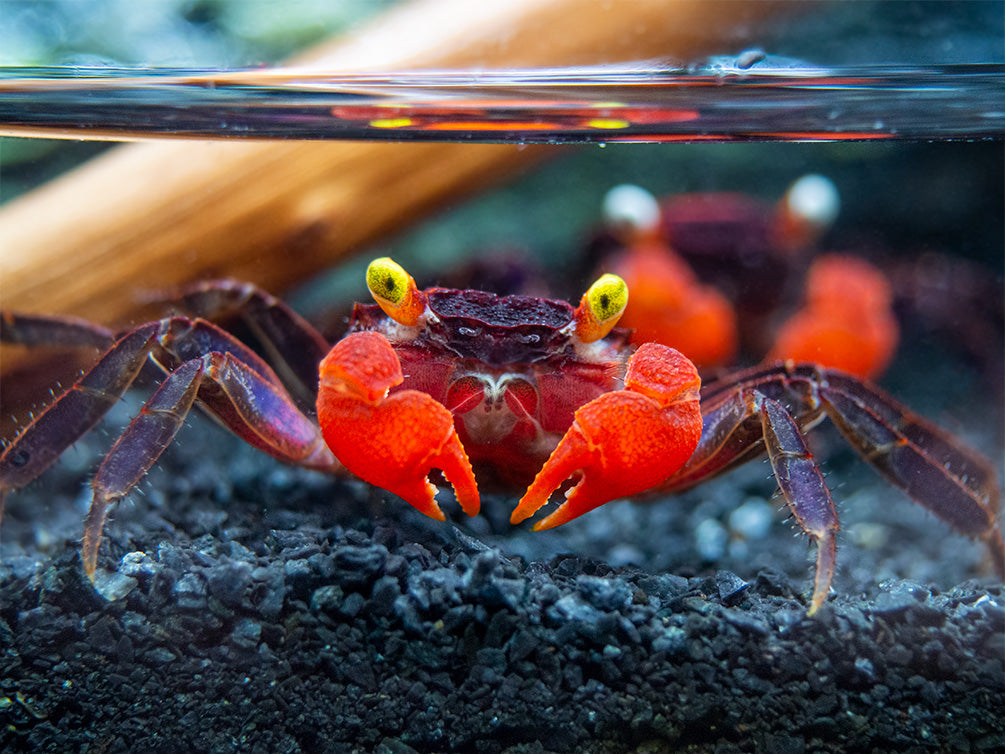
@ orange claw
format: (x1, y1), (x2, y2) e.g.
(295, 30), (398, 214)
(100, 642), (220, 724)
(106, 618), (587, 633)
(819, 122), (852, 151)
(510, 343), (702, 530)
(317, 331), (480, 520)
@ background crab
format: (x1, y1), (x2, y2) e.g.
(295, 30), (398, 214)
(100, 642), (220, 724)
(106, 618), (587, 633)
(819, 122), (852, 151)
(582, 177), (1003, 397)
(1, 258), (1001, 615)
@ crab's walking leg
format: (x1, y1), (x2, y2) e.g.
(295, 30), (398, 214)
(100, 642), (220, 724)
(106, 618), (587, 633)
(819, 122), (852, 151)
(819, 374), (1005, 576)
(510, 343), (702, 530)
(665, 363), (1003, 611)
(1, 319), (148, 525)
(2, 318), (336, 577)
(758, 395), (839, 615)
(1, 311), (115, 349)
(81, 358), (204, 575)
(317, 331), (480, 521)
(155, 279), (331, 403)
(665, 384), (840, 614)
(1, 324), (163, 493)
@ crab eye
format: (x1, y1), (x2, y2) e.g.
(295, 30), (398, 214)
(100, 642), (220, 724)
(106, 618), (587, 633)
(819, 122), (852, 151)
(366, 257), (425, 326)
(367, 257), (409, 304)
(574, 273), (628, 343)
(587, 274), (628, 323)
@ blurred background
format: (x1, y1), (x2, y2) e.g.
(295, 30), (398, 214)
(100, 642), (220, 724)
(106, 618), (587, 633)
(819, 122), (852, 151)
(1, 0), (1002, 426)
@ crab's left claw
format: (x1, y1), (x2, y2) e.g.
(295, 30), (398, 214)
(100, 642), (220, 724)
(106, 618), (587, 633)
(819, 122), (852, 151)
(317, 331), (480, 521)
(510, 343), (702, 529)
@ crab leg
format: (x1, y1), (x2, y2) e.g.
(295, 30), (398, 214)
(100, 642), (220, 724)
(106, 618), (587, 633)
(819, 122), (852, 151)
(316, 331), (480, 521)
(2, 317), (337, 576)
(1, 318), (333, 491)
(1, 324), (163, 493)
(1, 311), (115, 349)
(81, 358), (205, 575)
(758, 394), (839, 615)
(155, 279), (330, 404)
(660, 383), (841, 613)
(509, 343), (702, 530)
(818, 373), (1005, 573)
(663, 362), (1003, 611)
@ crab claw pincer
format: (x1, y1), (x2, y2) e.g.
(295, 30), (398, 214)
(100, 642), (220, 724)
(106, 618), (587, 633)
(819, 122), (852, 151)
(317, 331), (480, 520)
(510, 343), (702, 530)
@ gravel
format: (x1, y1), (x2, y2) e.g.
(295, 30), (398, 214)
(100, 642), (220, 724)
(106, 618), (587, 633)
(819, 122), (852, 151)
(1, 401), (1002, 752)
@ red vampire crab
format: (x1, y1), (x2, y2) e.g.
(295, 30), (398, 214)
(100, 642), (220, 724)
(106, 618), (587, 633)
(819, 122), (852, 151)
(1, 258), (1002, 614)
(589, 178), (1003, 394)
(584, 176), (844, 368)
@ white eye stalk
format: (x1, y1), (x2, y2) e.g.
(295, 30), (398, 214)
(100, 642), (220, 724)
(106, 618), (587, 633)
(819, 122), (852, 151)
(602, 184), (661, 239)
(785, 174), (840, 231)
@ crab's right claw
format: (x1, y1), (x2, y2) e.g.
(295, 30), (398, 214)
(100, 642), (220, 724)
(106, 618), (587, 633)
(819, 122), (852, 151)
(317, 331), (480, 520)
(510, 343), (702, 529)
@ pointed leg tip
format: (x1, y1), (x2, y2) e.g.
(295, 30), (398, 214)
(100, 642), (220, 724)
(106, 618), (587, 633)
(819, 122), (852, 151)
(807, 529), (837, 617)
(806, 593), (826, 617)
(81, 531), (101, 583)
(985, 526), (1005, 578)
(82, 553), (99, 583)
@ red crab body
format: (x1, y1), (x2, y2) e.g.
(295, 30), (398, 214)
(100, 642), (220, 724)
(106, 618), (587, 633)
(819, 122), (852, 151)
(316, 260), (702, 527)
(343, 288), (631, 486)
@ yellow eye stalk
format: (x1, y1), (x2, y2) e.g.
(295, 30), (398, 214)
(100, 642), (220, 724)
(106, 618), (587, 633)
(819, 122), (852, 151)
(574, 273), (629, 343)
(366, 257), (426, 326)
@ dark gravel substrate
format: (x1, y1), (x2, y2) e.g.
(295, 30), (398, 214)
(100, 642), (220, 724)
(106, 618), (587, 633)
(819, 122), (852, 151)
(1, 396), (1003, 753)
